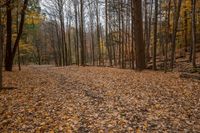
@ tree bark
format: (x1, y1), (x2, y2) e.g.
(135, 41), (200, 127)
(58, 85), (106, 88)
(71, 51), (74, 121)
(153, 0), (158, 70)
(191, 0), (196, 67)
(5, 0), (28, 71)
(144, 0), (149, 63)
(131, 0), (134, 69)
(146, 0), (153, 63)
(0, 8), (3, 89)
(12, 0), (28, 64)
(74, 2), (79, 66)
(96, 0), (101, 66)
(170, 0), (182, 69)
(133, 0), (146, 70)
(105, 0), (112, 66)
(184, 10), (188, 54)
(4, 0), (12, 71)
(80, 0), (85, 66)
(164, 0), (171, 72)
(16, 0), (21, 71)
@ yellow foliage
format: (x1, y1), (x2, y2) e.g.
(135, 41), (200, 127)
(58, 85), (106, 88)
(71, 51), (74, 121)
(25, 11), (43, 25)
(100, 38), (107, 55)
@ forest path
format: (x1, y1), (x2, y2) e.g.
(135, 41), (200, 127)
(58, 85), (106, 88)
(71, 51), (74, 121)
(1, 66), (200, 132)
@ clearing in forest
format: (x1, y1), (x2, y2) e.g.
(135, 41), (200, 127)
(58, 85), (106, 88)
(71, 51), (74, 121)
(0, 66), (200, 132)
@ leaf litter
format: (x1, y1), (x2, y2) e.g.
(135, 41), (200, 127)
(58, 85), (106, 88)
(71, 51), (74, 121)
(0, 66), (200, 132)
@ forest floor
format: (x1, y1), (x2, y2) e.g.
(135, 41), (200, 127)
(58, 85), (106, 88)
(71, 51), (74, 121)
(0, 66), (200, 132)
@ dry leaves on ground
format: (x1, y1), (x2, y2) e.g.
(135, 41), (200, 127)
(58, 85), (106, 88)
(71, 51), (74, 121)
(0, 66), (200, 132)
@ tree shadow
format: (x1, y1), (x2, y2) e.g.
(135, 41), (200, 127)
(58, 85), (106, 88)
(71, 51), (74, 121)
(0, 87), (18, 91)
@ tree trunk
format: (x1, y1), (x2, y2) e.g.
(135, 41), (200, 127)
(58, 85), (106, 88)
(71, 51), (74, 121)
(5, 0), (28, 71)
(67, 20), (72, 65)
(191, 0), (196, 67)
(96, 0), (101, 66)
(80, 0), (85, 66)
(131, 0), (135, 69)
(153, 0), (158, 70)
(74, 3), (79, 66)
(4, 0), (13, 71)
(144, 0), (149, 63)
(133, 0), (146, 70)
(170, 0), (182, 69)
(146, 0), (153, 63)
(16, 0), (21, 71)
(54, 19), (62, 66)
(164, 0), (171, 72)
(105, 0), (112, 66)
(12, 0), (28, 65)
(118, 0), (121, 67)
(0, 8), (3, 89)
(88, 0), (95, 66)
(184, 10), (188, 55)
(0, 28), (2, 89)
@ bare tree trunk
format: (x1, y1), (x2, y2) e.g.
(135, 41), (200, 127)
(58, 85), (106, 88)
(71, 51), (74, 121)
(50, 23), (58, 66)
(131, 0), (135, 69)
(90, 24), (95, 66)
(75, 5), (79, 65)
(164, 0), (171, 72)
(74, 2), (79, 66)
(54, 19), (62, 66)
(4, 0), (12, 71)
(16, 0), (21, 71)
(0, 8), (3, 89)
(0, 30), (2, 89)
(4, 0), (28, 71)
(118, 0), (121, 67)
(57, 0), (67, 66)
(146, 0), (153, 63)
(170, 0), (182, 69)
(67, 19), (72, 65)
(144, 0), (149, 64)
(11, 0), (28, 66)
(95, 0), (101, 66)
(105, 0), (112, 66)
(153, 0), (158, 70)
(133, 0), (146, 70)
(191, 0), (196, 67)
(159, 2), (164, 58)
(88, 0), (95, 66)
(121, 0), (125, 69)
(80, 0), (85, 66)
(184, 10), (188, 54)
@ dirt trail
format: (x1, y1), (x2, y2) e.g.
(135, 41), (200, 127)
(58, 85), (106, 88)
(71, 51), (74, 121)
(0, 66), (200, 132)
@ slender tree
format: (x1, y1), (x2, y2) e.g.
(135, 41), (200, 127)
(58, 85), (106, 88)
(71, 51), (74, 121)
(16, 0), (21, 71)
(164, 0), (171, 72)
(146, 0), (153, 63)
(74, 1), (80, 65)
(105, 0), (112, 66)
(191, 0), (197, 67)
(170, 0), (182, 69)
(5, 0), (29, 71)
(144, 0), (149, 63)
(184, 9), (188, 55)
(0, 7), (3, 89)
(80, 0), (85, 66)
(153, 0), (158, 70)
(95, 0), (101, 66)
(131, 0), (135, 69)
